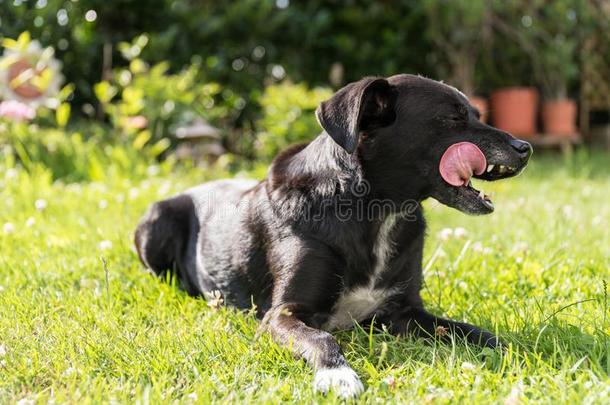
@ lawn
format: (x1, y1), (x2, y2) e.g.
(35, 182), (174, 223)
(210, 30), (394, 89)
(0, 151), (608, 404)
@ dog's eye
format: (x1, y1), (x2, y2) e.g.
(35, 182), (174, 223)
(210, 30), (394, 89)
(446, 105), (468, 123)
(446, 114), (465, 123)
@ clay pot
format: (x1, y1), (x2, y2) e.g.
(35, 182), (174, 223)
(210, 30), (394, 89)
(469, 96), (488, 123)
(542, 99), (577, 136)
(490, 87), (539, 137)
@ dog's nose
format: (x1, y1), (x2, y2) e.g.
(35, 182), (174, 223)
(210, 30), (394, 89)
(509, 138), (533, 162)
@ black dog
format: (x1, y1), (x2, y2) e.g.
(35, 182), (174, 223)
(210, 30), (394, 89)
(135, 74), (532, 398)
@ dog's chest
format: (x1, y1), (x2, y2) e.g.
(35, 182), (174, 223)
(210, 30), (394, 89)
(323, 215), (400, 331)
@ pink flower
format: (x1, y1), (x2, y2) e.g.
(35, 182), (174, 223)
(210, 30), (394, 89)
(0, 100), (35, 121)
(126, 115), (148, 129)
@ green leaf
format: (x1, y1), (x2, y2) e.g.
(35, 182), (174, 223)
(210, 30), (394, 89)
(58, 84), (75, 102)
(1, 38), (19, 50)
(133, 130), (152, 150)
(149, 138), (171, 157)
(31, 67), (53, 92)
(56, 103), (71, 128)
(129, 59), (148, 74)
(17, 31), (31, 47)
(94, 82), (117, 103)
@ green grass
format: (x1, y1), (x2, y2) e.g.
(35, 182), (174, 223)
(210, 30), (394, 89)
(0, 151), (608, 404)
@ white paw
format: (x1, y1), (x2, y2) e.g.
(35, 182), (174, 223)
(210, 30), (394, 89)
(313, 366), (364, 398)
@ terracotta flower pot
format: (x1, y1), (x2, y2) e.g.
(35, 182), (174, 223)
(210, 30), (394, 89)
(469, 96), (488, 123)
(490, 87), (539, 137)
(542, 98), (576, 137)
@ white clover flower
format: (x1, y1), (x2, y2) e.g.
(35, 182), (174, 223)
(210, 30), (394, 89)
(99, 240), (113, 250)
(63, 366), (75, 376)
(453, 227), (468, 238)
(504, 382), (524, 405)
(146, 165), (160, 176)
(98, 199), (108, 209)
(460, 361), (476, 371)
(3, 222), (15, 234)
(25, 217), (35, 227)
(34, 198), (47, 211)
(0, 32), (63, 108)
(513, 241), (529, 252)
(382, 375), (396, 389)
(205, 290), (224, 309)
(471, 241), (484, 252)
(0, 344), (6, 356)
(157, 181), (172, 197)
(5, 168), (18, 179)
(437, 228), (453, 241)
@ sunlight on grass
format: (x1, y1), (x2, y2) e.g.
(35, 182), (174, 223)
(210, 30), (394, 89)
(0, 151), (608, 403)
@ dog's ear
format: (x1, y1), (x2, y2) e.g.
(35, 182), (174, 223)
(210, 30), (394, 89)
(316, 77), (396, 154)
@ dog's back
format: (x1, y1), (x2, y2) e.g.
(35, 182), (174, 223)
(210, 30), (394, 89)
(135, 179), (264, 303)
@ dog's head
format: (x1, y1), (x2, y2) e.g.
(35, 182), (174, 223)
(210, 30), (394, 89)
(316, 74), (532, 215)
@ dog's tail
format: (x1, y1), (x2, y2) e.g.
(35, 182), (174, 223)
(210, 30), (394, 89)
(134, 194), (198, 293)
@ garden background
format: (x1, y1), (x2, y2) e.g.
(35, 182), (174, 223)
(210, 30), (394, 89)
(0, 0), (609, 403)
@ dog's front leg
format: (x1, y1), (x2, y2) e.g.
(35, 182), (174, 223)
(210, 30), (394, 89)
(262, 304), (364, 398)
(383, 306), (500, 349)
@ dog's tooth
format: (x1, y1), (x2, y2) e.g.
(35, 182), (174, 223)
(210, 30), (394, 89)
(486, 164), (495, 173)
(498, 165), (507, 174)
(478, 190), (484, 199)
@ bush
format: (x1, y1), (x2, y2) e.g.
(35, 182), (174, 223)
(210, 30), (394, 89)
(0, 1), (432, 114)
(0, 121), (172, 182)
(255, 82), (331, 161)
(3, 1), (602, 117)
(95, 36), (244, 152)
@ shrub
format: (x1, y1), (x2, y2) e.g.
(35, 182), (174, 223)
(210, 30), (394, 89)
(255, 82), (331, 161)
(95, 36), (242, 154)
(0, 120), (172, 182)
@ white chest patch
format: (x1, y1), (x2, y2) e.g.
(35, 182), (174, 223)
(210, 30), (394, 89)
(323, 214), (400, 331)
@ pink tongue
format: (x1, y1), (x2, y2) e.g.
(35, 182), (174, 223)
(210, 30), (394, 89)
(439, 142), (487, 186)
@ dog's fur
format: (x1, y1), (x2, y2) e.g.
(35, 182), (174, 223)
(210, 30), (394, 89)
(135, 74), (532, 397)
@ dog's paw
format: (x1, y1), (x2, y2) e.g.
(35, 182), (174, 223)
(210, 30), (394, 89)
(313, 366), (364, 398)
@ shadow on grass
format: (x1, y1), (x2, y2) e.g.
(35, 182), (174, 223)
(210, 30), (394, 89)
(332, 316), (608, 378)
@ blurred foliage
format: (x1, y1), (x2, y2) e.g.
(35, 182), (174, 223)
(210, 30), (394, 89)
(1, 0), (603, 105)
(489, 0), (585, 99)
(0, 120), (172, 182)
(0, 0), (431, 113)
(421, 0), (490, 96)
(95, 36), (240, 151)
(0, 0), (176, 108)
(0, 0), (607, 178)
(256, 82), (332, 161)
